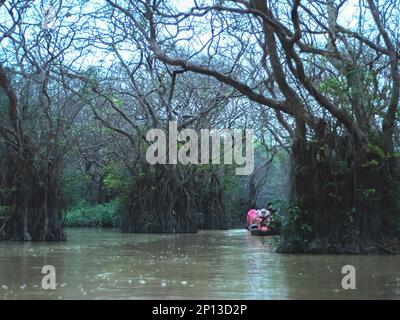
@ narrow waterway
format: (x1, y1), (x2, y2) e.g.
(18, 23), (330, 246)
(0, 228), (399, 299)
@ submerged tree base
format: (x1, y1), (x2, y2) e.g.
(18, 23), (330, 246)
(0, 148), (66, 241)
(278, 132), (400, 255)
(277, 236), (400, 254)
(119, 165), (228, 233)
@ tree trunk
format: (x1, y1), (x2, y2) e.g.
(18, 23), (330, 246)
(198, 172), (228, 230)
(0, 146), (65, 241)
(281, 128), (397, 253)
(120, 165), (198, 233)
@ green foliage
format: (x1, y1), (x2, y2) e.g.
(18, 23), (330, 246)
(362, 159), (379, 168)
(61, 169), (91, 208)
(80, 67), (100, 98)
(142, 212), (158, 230)
(63, 199), (121, 227)
(265, 199), (283, 231)
(358, 188), (377, 200)
(368, 144), (391, 160)
(110, 96), (124, 108)
(103, 162), (129, 193)
(0, 206), (10, 218)
(318, 77), (348, 98)
(275, 199), (314, 253)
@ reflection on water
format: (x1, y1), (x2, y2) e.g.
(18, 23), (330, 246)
(0, 228), (399, 299)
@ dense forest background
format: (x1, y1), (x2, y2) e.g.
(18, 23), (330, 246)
(0, 0), (399, 254)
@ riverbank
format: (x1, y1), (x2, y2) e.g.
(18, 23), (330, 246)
(63, 202), (246, 230)
(63, 201), (121, 228)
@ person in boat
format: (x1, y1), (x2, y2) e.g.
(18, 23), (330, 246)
(256, 208), (270, 231)
(246, 208), (258, 229)
(247, 208), (270, 230)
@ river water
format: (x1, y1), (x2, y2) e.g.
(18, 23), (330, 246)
(0, 228), (399, 299)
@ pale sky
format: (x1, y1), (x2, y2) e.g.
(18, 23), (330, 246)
(0, 0), (361, 69)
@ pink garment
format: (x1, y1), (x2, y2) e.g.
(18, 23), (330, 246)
(258, 224), (269, 232)
(246, 209), (258, 226)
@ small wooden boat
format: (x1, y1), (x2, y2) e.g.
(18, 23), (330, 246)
(248, 224), (279, 236)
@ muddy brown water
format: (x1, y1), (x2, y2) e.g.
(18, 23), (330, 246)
(0, 228), (399, 299)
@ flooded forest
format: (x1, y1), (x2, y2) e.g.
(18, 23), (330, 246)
(0, 0), (400, 300)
